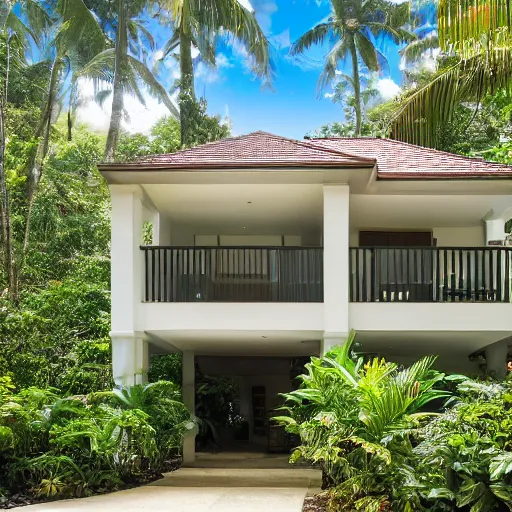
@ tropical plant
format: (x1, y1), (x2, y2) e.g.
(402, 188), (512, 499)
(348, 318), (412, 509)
(0, 0), (51, 301)
(390, 0), (512, 147)
(291, 0), (414, 135)
(77, 0), (178, 162)
(157, 0), (271, 147)
(0, 380), (191, 502)
(413, 378), (512, 511)
(274, 333), (450, 510)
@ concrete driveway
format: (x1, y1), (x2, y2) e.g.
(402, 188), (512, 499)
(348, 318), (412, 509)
(25, 454), (321, 512)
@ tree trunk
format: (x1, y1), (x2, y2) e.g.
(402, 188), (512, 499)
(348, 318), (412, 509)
(179, 25), (196, 148)
(23, 56), (61, 260)
(105, 0), (127, 162)
(0, 89), (15, 300)
(349, 37), (362, 136)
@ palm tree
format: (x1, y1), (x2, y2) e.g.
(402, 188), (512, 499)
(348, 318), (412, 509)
(158, 0), (271, 147)
(81, 0), (179, 162)
(22, 0), (106, 258)
(0, 0), (105, 301)
(291, 0), (414, 136)
(390, 0), (512, 148)
(1, 0), (51, 300)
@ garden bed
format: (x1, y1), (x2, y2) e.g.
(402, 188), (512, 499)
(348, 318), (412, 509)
(0, 460), (180, 509)
(302, 494), (328, 512)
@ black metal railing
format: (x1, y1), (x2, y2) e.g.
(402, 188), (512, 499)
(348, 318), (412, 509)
(350, 247), (512, 303)
(142, 246), (323, 302)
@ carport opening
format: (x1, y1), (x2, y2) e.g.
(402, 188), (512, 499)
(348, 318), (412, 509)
(195, 355), (308, 454)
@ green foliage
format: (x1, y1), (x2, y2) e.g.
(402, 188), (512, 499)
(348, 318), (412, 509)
(0, 381), (192, 499)
(413, 378), (512, 511)
(275, 333), (450, 511)
(278, 337), (512, 511)
(149, 354), (182, 385)
(116, 99), (230, 162)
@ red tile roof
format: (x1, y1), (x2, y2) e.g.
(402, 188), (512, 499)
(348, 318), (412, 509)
(98, 131), (512, 179)
(308, 137), (512, 179)
(99, 131), (374, 170)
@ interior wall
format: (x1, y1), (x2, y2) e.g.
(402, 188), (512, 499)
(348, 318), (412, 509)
(196, 356), (295, 448)
(433, 226), (485, 247)
(349, 226), (485, 248)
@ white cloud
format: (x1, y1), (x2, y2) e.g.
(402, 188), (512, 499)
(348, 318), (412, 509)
(252, 0), (278, 33)
(237, 0), (254, 11)
(269, 29), (291, 51)
(195, 52), (234, 84)
(377, 78), (401, 100)
(324, 92), (336, 99)
(75, 78), (175, 135)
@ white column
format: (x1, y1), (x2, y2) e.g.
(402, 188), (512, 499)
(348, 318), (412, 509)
(110, 185), (143, 333)
(158, 214), (172, 246)
(112, 334), (149, 386)
(485, 338), (510, 379)
(110, 186), (145, 386)
(485, 218), (506, 245)
(182, 351), (196, 465)
(323, 184), (350, 355)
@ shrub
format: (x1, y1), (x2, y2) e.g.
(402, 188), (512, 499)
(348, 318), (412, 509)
(0, 379), (193, 501)
(274, 333), (450, 511)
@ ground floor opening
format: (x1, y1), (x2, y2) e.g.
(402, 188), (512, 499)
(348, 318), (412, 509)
(194, 355), (308, 456)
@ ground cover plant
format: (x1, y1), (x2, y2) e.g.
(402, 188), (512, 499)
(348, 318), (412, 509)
(276, 334), (512, 512)
(0, 378), (193, 507)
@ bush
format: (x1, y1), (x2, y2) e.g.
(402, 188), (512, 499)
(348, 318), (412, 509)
(276, 335), (512, 511)
(0, 380), (193, 502)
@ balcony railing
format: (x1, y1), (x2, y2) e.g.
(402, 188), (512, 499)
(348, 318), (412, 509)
(142, 246), (323, 302)
(350, 247), (512, 303)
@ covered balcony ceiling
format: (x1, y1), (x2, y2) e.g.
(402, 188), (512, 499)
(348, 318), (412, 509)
(143, 183), (323, 235)
(146, 329), (322, 357)
(351, 195), (512, 229)
(143, 183), (512, 234)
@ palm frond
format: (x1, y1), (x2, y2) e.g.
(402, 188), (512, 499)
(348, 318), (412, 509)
(75, 48), (115, 82)
(354, 31), (380, 71)
(55, 0), (105, 59)
(290, 22), (335, 56)
(317, 34), (350, 93)
(23, 0), (51, 41)
(400, 34), (440, 64)
(438, 0), (512, 48)
(127, 55), (179, 117)
(390, 30), (512, 147)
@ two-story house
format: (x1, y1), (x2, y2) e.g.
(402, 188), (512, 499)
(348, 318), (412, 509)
(99, 131), (512, 463)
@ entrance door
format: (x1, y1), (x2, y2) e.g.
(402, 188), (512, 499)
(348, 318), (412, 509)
(359, 231), (434, 302)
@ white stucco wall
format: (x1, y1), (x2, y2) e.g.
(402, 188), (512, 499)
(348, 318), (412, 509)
(138, 302), (324, 332)
(350, 303), (512, 332)
(433, 226), (485, 247)
(323, 184), (350, 338)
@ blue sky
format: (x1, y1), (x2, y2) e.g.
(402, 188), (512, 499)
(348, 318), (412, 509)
(190, 0), (435, 139)
(77, 0), (438, 139)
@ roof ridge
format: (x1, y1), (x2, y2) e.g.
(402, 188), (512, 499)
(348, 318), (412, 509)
(310, 136), (512, 167)
(134, 131), (259, 162)
(380, 138), (511, 167)
(135, 130), (376, 165)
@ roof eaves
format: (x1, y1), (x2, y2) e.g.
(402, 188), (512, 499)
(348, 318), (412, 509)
(98, 159), (377, 172)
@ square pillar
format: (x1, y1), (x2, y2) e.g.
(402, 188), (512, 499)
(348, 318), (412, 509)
(485, 338), (510, 379)
(110, 185), (144, 334)
(323, 184), (350, 352)
(182, 351), (196, 465)
(111, 334), (149, 386)
(485, 218), (506, 245)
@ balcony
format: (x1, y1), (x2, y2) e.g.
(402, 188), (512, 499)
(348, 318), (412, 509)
(350, 247), (512, 303)
(142, 246), (323, 302)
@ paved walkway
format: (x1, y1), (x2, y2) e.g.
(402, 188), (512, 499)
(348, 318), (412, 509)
(25, 454), (321, 512)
